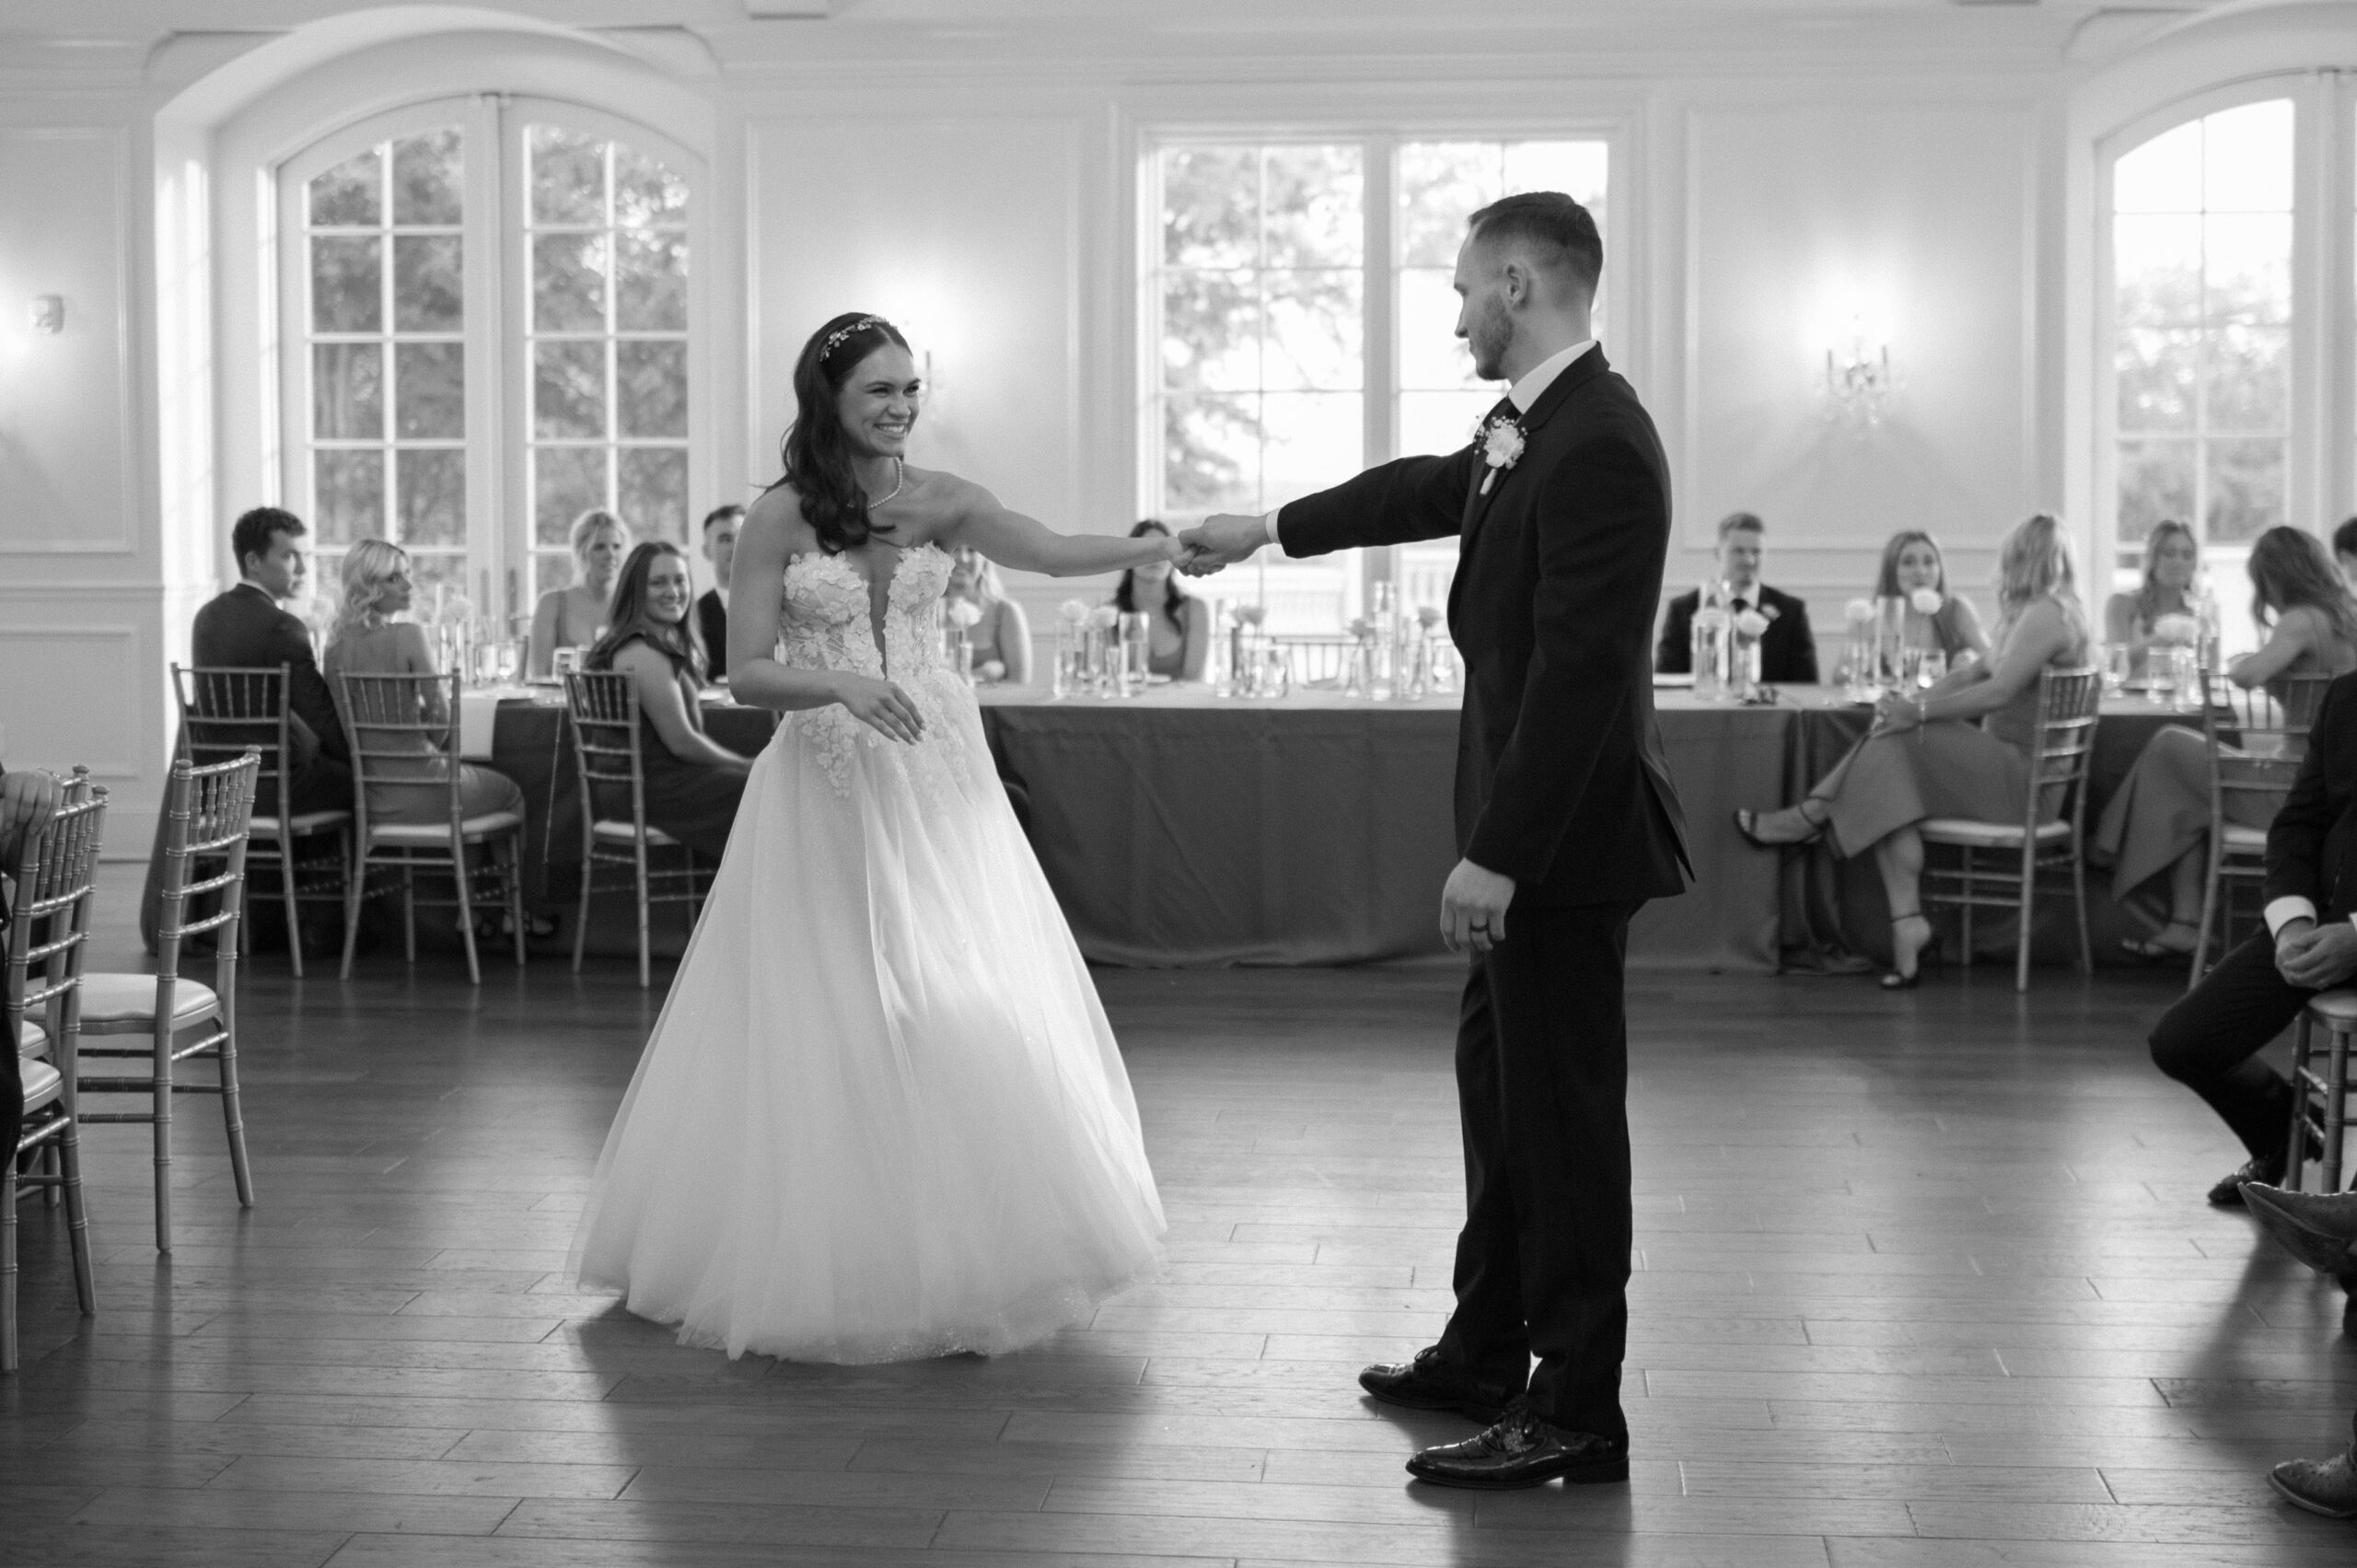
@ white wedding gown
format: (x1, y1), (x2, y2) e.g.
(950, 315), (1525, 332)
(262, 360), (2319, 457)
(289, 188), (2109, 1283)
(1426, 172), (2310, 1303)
(569, 541), (1165, 1362)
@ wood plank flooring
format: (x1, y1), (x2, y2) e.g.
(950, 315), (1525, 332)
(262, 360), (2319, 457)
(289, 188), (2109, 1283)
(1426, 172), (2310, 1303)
(6, 864), (2357, 1565)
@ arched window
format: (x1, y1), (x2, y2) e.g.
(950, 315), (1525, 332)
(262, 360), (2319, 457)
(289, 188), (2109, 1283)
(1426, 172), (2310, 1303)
(278, 98), (696, 625)
(2107, 98), (2293, 611)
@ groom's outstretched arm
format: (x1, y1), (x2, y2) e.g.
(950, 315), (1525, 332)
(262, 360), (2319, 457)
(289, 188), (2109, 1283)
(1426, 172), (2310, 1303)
(1182, 446), (1478, 569)
(1463, 424), (1670, 887)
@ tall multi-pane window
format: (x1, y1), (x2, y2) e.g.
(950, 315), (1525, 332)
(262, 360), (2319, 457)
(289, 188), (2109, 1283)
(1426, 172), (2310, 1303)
(2110, 99), (2293, 592)
(1150, 134), (1608, 626)
(526, 126), (691, 598)
(301, 129), (470, 603)
(280, 102), (697, 627)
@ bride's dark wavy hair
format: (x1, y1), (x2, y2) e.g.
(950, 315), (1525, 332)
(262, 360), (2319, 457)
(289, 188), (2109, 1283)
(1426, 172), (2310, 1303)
(777, 312), (911, 555)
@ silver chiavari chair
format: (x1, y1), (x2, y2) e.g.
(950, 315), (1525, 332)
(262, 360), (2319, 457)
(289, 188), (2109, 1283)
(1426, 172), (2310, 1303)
(563, 671), (714, 989)
(2190, 671), (2334, 987)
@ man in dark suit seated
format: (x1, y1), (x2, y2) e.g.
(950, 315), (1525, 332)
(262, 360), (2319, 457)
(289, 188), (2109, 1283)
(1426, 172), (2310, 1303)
(141, 506), (350, 952)
(1654, 511), (1817, 685)
(2149, 669), (2357, 1244)
(694, 504), (742, 681)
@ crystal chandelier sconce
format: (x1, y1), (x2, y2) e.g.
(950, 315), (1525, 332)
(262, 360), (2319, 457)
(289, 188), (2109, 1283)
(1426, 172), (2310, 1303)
(1823, 319), (1890, 427)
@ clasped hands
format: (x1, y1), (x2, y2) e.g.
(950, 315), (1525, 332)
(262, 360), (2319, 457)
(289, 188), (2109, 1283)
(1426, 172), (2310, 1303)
(1172, 514), (1269, 577)
(2276, 916), (2357, 991)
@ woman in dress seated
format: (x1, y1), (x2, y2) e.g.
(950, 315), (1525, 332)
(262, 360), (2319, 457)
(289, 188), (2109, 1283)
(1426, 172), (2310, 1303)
(1736, 513), (2093, 988)
(1111, 519), (1211, 681)
(946, 545), (1032, 683)
(528, 508), (632, 678)
(2103, 517), (2200, 679)
(323, 540), (526, 827)
(1876, 528), (1990, 667)
(584, 541), (755, 860)
(2096, 526), (2357, 958)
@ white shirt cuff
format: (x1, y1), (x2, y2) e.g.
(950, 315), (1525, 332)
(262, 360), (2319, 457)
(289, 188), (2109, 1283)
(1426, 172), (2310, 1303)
(1261, 508), (1283, 549)
(2265, 896), (2319, 937)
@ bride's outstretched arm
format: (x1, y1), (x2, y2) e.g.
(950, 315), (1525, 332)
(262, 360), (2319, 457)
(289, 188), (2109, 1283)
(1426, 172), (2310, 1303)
(726, 491), (925, 743)
(947, 481), (1188, 577)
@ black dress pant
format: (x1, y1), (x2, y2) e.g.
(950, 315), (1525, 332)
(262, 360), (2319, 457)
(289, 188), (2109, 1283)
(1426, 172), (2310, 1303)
(1435, 900), (1640, 1436)
(2149, 929), (2316, 1160)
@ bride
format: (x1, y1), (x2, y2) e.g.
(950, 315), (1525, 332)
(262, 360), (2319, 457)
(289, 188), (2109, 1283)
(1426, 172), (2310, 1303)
(569, 312), (1179, 1362)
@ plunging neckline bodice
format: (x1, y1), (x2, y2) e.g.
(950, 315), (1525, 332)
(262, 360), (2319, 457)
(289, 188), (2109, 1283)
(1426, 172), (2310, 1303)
(781, 540), (952, 681)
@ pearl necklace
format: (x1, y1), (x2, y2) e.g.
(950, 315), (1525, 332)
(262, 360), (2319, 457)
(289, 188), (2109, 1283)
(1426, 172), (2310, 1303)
(866, 457), (905, 508)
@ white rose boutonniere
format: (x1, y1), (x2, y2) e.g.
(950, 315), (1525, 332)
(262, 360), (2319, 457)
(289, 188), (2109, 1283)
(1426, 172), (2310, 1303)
(1479, 416), (1527, 494)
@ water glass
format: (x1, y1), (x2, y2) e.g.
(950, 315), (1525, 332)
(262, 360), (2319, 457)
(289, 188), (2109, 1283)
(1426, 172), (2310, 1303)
(1916, 648), (1946, 691)
(552, 646), (583, 679)
(2103, 644), (2130, 695)
(1119, 612), (1151, 697)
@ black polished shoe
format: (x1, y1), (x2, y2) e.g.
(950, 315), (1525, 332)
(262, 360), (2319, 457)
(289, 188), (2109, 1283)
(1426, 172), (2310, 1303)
(1405, 1400), (1629, 1491)
(1357, 1346), (1514, 1424)
(2209, 1153), (2287, 1207)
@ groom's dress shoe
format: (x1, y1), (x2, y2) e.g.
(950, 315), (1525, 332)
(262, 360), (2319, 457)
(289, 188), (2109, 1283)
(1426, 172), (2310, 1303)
(1404, 1400), (1629, 1491)
(1358, 1347), (1513, 1423)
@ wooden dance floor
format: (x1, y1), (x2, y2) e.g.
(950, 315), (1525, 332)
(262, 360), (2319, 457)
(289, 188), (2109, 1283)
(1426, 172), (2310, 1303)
(7, 866), (2357, 1566)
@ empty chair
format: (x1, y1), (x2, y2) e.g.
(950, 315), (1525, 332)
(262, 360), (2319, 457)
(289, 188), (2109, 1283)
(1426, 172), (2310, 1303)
(1918, 667), (2103, 992)
(564, 670), (715, 988)
(74, 752), (260, 1253)
(172, 664), (352, 977)
(2191, 672), (2336, 985)
(4, 780), (108, 1371)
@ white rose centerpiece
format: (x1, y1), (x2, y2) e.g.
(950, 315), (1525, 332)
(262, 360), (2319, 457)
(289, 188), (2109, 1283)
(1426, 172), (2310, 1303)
(1910, 587), (1944, 616)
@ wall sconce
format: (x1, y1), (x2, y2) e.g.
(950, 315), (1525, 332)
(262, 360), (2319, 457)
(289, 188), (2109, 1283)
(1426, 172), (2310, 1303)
(29, 296), (63, 335)
(1823, 317), (1890, 427)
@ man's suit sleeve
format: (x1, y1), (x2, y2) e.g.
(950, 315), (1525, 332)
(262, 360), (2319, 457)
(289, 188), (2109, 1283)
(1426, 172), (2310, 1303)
(1655, 594), (1693, 674)
(273, 612), (349, 763)
(1276, 446), (1479, 559)
(1782, 596), (1818, 684)
(1464, 429), (1666, 886)
(2266, 678), (2353, 910)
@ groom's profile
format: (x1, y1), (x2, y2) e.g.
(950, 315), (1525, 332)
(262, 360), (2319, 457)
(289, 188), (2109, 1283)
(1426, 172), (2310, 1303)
(1182, 191), (1689, 1490)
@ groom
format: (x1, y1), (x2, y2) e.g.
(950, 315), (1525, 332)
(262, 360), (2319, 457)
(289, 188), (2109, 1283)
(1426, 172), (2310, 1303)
(1181, 192), (1689, 1490)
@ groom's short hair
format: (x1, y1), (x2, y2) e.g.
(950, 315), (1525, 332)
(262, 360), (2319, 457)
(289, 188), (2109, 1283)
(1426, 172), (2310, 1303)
(1467, 192), (1602, 297)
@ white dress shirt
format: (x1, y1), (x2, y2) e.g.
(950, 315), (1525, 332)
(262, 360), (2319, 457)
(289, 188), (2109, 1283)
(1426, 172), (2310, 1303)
(1261, 339), (1599, 549)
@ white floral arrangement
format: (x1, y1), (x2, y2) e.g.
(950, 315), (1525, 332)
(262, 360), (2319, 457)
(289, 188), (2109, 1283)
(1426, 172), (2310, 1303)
(1478, 416), (1526, 494)
(1236, 603), (1267, 628)
(945, 598), (982, 630)
(1910, 587), (1944, 616)
(1416, 605), (1442, 629)
(1347, 615), (1375, 640)
(1058, 598), (1091, 626)
(1733, 608), (1773, 641)
(2151, 612), (2202, 646)
(1845, 598), (1878, 626)
(1086, 604), (1120, 631)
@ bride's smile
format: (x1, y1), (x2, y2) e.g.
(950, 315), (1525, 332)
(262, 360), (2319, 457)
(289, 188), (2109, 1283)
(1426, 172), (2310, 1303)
(841, 345), (923, 467)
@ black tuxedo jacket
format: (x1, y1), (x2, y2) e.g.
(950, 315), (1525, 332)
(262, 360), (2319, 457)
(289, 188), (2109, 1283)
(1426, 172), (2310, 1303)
(694, 589), (729, 680)
(2266, 671), (2357, 923)
(1279, 347), (1689, 908)
(1655, 583), (1817, 685)
(191, 583), (348, 771)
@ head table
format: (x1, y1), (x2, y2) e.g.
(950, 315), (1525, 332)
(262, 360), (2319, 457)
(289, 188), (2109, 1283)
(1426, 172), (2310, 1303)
(155, 682), (2208, 970)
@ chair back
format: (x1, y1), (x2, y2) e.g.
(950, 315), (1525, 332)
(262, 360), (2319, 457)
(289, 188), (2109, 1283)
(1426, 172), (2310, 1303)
(2200, 670), (2335, 831)
(2026, 666), (2102, 830)
(333, 670), (464, 838)
(172, 665), (296, 817)
(563, 671), (648, 837)
(6, 783), (107, 1073)
(157, 751), (261, 963)
(1275, 634), (1357, 688)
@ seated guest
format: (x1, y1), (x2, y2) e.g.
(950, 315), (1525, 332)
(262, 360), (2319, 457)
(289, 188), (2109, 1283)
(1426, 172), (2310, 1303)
(2096, 526), (2357, 958)
(1655, 511), (1818, 684)
(694, 504), (741, 681)
(528, 508), (632, 679)
(2147, 664), (2357, 1207)
(1111, 520), (1209, 681)
(1733, 513), (2091, 988)
(1876, 528), (1989, 666)
(143, 506), (351, 952)
(2337, 516), (2357, 594)
(323, 540), (526, 826)
(947, 545), (1032, 684)
(584, 542), (754, 860)
(2103, 517), (2200, 678)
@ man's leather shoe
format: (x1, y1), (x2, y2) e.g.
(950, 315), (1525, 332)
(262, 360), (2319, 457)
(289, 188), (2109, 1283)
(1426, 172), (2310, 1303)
(1358, 1346), (1514, 1423)
(1404, 1400), (1629, 1490)
(2271, 1450), (2357, 1518)
(2209, 1153), (2286, 1206)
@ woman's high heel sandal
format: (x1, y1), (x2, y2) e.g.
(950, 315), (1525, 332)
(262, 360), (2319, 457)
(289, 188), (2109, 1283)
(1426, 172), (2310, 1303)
(1882, 912), (1941, 990)
(1734, 804), (1827, 851)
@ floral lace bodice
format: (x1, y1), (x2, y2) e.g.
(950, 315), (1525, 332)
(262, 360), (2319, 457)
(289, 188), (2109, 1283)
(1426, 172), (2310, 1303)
(776, 543), (978, 798)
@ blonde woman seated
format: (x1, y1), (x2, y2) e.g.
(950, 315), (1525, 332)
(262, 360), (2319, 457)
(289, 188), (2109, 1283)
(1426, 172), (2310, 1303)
(323, 540), (526, 826)
(946, 545), (1032, 683)
(2104, 517), (2200, 679)
(1112, 519), (1210, 680)
(583, 541), (754, 860)
(1735, 514), (2092, 989)
(2096, 526), (2357, 958)
(1877, 529), (1990, 666)
(528, 508), (632, 679)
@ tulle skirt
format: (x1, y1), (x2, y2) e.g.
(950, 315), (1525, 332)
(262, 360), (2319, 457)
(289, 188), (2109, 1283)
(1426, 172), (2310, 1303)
(568, 678), (1166, 1362)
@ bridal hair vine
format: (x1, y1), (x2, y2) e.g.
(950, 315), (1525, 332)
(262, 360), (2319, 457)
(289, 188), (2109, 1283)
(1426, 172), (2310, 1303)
(820, 316), (892, 364)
